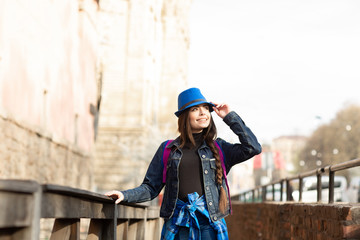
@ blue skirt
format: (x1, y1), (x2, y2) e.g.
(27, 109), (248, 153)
(161, 192), (229, 240)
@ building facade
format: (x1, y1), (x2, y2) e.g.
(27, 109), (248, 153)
(0, 0), (193, 194)
(94, 0), (191, 192)
(0, 0), (100, 190)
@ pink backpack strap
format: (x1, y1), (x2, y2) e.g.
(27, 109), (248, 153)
(162, 140), (173, 183)
(214, 140), (232, 214)
(214, 141), (226, 177)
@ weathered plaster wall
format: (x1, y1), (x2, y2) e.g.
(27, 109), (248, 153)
(0, 0), (100, 189)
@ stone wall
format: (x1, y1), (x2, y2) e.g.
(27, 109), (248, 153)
(0, 114), (92, 189)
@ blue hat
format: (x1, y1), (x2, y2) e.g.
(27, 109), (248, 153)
(174, 88), (215, 117)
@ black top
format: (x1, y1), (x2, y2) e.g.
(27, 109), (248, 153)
(178, 132), (205, 201)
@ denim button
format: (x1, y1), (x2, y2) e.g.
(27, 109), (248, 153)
(206, 186), (209, 191)
(209, 201), (213, 206)
(204, 170), (208, 174)
(202, 155), (206, 158)
(213, 216), (217, 221)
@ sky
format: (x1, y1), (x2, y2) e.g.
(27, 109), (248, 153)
(188, 0), (360, 144)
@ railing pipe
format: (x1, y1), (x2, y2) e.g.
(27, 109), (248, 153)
(233, 158), (360, 204)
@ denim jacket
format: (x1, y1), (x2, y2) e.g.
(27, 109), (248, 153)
(121, 111), (262, 222)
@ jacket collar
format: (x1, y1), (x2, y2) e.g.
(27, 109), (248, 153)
(166, 137), (180, 149)
(166, 137), (209, 150)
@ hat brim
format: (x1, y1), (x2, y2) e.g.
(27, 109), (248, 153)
(174, 101), (215, 117)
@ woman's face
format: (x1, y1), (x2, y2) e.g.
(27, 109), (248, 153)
(188, 104), (211, 133)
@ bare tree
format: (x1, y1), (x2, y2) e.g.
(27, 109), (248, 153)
(298, 104), (360, 173)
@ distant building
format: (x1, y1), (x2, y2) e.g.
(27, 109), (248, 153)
(271, 135), (307, 179)
(221, 135), (256, 195)
(252, 144), (273, 186)
(228, 160), (255, 196)
(93, 0), (191, 192)
(249, 136), (306, 187)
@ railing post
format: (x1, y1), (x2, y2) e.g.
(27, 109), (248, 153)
(286, 179), (292, 201)
(328, 171), (335, 203)
(317, 173), (322, 202)
(32, 186), (42, 240)
(262, 186), (267, 202)
(299, 177), (303, 202)
(113, 202), (118, 240)
(280, 180), (284, 202)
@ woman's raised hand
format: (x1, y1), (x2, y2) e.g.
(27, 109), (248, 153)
(212, 102), (231, 119)
(105, 190), (124, 204)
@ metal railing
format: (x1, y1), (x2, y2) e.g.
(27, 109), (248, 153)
(0, 179), (162, 240)
(232, 158), (360, 204)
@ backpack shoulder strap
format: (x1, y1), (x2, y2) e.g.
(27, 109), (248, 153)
(162, 140), (173, 183)
(214, 140), (226, 176)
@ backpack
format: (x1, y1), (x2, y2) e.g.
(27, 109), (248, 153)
(161, 139), (232, 212)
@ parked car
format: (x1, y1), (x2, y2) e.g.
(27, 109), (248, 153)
(265, 184), (289, 201)
(292, 176), (347, 203)
(345, 177), (360, 203)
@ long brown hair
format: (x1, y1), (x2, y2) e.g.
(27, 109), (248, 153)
(177, 108), (227, 213)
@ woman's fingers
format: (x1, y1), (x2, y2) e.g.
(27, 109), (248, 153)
(105, 190), (117, 198)
(211, 102), (230, 118)
(211, 102), (222, 108)
(216, 103), (225, 109)
(105, 190), (124, 204)
(115, 197), (123, 204)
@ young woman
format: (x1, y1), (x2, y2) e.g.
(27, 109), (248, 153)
(105, 87), (262, 240)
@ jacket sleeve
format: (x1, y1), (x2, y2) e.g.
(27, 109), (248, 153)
(218, 111), (262, 173)
(121, 142), (166, 203)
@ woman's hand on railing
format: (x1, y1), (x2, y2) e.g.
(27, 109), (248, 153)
(105, 190), (124, 204)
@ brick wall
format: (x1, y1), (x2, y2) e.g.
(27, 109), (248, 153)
(227, 201), (360, 240)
